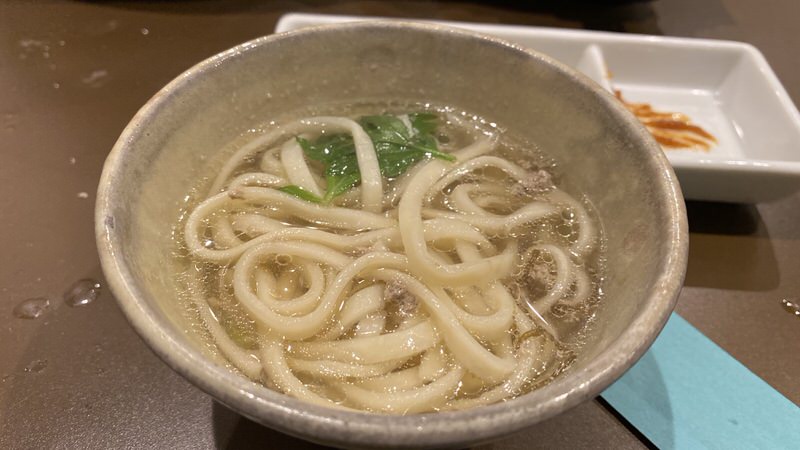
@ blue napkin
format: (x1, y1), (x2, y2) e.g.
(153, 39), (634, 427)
(601, 313), (800, 449)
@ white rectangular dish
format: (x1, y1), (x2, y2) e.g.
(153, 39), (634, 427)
(276, 13), (800, 203)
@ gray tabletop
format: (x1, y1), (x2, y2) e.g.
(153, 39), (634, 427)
(1, 1), (798, 448)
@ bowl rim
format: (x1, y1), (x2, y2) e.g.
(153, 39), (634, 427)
(95, 20), (688, 448)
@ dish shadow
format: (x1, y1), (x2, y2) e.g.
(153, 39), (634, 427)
(211, 402), (336, 449)
(491, 0), (664, 34)
(76, 0), (665, 35)
(684, 200), (779, 291)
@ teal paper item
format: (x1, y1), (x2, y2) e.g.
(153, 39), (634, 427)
(601, 313), (800, 449)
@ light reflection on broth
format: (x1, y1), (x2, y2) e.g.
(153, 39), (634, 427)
(170, 101), (605, 414)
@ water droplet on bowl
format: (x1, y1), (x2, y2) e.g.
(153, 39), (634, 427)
(140, 27), (149, 36)
(64, 279), (102, 307)
(13, 297), (50, 319)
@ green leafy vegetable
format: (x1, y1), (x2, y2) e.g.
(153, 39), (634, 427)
(377, 150), (427, 178)
(281, 113), (454, 203)
(278, 185), (322, 203)
(324, 172), (361, 202)
(297, 135), (354, 164)
(409, 112), (438, 135)
(360, 115), (411, 144)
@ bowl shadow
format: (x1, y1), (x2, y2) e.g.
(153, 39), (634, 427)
(212, 402), (337, 449)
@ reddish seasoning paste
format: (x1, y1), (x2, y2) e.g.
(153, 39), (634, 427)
(615, 90), (717, 151)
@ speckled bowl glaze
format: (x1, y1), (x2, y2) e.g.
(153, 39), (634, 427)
(96, 22), (688, 448)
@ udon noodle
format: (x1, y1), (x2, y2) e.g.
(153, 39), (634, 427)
(174, 105), (603, 414)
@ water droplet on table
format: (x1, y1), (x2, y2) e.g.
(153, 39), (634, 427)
(24, 359), (48, 373)
(781, 298), (800, 317)
(64, 279), (101, 307)
(81, 69), (108, 87)
(13, 297), (50, 319)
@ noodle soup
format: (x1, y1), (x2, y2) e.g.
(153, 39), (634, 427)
(172, 103), (604, 414)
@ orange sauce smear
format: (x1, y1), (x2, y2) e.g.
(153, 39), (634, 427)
(615, 90), (717, 151)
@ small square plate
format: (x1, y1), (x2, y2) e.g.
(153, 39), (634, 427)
(276, 14), (800, 203)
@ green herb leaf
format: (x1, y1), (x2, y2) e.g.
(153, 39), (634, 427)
(407, 132), (456, 162)
(409, 112), (438, 135)
(297, 135), (354, 164)
(378, 149), (426, 178)
(323, 172), (361, 202)
(359, 115), (410, 144)
(288, 113), (454, 203)
(325, 152), (360, 178)
(278, 185), (323, 203)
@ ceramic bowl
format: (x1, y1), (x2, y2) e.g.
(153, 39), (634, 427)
(96, 21), (688, 448)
